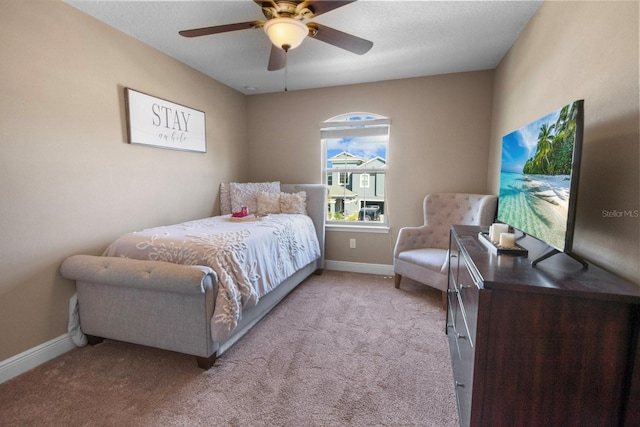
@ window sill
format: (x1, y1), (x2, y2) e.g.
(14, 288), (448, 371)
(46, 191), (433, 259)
(326, 223), (390, 234)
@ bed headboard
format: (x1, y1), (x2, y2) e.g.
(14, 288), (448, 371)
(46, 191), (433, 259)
(281, 184), (326, 269)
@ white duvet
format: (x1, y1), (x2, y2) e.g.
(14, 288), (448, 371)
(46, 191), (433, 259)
(102, 213), (320, 341)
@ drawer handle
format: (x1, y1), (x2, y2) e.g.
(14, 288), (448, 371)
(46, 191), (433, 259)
(455, 381), (465, 388)
(456, 332), (467, 340)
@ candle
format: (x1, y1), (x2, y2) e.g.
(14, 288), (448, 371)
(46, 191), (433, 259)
(499, 232), (515, 248)
(491, 223), (509, 243)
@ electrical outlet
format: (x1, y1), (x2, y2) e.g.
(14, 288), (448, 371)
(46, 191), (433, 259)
(349, 238), (356, 249)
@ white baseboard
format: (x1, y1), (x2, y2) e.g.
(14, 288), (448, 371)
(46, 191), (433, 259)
(324, 260), (394, 276)
(0, 333), (76, 384)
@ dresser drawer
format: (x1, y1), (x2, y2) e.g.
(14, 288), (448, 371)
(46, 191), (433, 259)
(448, 285), (474, 352)
(450, 322), (475, 379)
(453, 295), (472, 348)
(447, 287), (462, 358)
(457, 282), (478, 346)
(456, 253), (480, 345)
(449, 329), (474, 427)
(448, 250), (460, 287)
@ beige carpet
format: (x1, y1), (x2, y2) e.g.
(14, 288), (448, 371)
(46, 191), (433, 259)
(0, 270), (458, 426)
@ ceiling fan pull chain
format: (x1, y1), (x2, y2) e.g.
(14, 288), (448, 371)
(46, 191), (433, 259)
(284, 49), (288, 92)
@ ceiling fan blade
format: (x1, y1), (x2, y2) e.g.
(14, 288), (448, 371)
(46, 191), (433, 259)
(267, 44), (286, 71)
(307, 23), (372, 55)
(179, 21), (263, 38)
(297, 1), (357, 17)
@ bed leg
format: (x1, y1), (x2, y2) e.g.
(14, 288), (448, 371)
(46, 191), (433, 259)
(313, 268), (324, 275)
(86, 335), (105, 346)
(196, 354), (217, 370)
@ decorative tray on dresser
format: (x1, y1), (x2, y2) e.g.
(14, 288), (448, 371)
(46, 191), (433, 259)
(446, 225), (640, 427)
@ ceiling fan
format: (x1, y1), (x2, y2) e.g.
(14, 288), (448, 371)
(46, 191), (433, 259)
(179, 0), (373, 71)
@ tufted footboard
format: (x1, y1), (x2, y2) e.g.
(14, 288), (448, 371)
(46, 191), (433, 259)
(60, 255), (218, 369)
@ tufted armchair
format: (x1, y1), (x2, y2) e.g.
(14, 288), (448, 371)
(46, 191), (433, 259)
(393, 193), (497, 307)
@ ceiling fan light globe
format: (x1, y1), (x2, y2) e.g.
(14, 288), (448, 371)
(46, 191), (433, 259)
(264, 17), (308, 51)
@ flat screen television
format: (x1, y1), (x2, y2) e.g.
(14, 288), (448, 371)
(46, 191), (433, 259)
(497, 99), (586, 266)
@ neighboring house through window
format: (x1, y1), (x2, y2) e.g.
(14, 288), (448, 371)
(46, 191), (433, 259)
(321, 112), (390, 229)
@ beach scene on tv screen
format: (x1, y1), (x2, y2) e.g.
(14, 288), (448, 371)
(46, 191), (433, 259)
(498, 101), (580, 251)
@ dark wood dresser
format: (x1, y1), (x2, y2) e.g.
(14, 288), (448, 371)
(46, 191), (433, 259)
(446, 225), (640, 426)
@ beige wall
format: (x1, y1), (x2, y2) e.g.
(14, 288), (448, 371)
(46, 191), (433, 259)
(247, 72), (495, 265)
(488, 0), (639, 284)
(0, 1), (249, 360)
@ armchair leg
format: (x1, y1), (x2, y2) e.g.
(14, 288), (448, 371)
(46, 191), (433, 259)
(394, 273), (402, 289)
(441, 291), (447, 310)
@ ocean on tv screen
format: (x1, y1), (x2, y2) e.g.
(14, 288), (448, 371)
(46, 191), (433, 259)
(498, 171), (570, 250)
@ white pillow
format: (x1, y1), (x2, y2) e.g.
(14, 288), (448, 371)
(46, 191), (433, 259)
(219, 183), (231, 215)
(230, 181), (280, 214)
(256, 191), (282, 216)
(280, 191), (307, 215)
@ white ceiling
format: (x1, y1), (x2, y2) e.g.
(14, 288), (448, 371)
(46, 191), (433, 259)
(65, 0), (542, 95)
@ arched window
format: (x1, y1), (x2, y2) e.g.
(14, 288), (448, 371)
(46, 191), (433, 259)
(321, 112), (390, 229)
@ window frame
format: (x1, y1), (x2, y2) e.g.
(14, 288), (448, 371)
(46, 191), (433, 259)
(321, 113), (390, 232)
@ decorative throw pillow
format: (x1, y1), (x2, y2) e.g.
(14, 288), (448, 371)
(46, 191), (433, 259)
(229, 181), (280, 214)
(280, 191), (307, 215)
(219, 183), (231, 215)
(256, 191), (281, 216)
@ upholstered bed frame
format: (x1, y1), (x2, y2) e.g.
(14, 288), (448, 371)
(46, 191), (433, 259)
(60, 184), (326, 369)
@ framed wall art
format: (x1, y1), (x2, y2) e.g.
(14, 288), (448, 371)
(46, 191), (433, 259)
(125, 88), (206, 153)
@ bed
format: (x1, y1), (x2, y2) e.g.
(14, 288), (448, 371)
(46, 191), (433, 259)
(60, 183), (326, 369)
